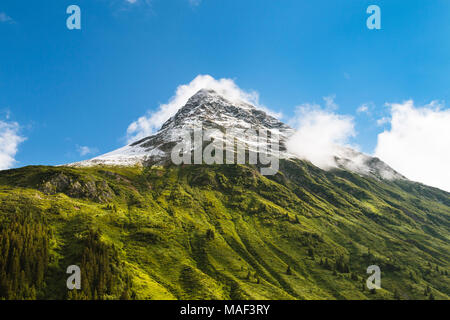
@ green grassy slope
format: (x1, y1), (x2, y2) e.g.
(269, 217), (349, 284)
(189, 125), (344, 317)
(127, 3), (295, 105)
(0, 159), (448, 300)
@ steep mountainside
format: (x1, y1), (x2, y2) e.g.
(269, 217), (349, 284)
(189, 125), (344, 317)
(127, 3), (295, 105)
(0, 161), (448, 299)
(0, 90), (448, 300)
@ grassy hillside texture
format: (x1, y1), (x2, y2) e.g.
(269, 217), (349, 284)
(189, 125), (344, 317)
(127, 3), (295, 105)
(0, 160), (449, 300)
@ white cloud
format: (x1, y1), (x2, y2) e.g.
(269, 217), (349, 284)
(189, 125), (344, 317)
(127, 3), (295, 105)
(286, 103), (356, 169)
(374, 100), (450, 192)
(0, 109), (11, 120)
(0, 120), (26, 170)
(126, 74), (281, 143)
(376, 116), (390, 126)
(189, 0), (202, 6)
(357, 102), (377, 115)
(323, 95), (338, 110)
(77, 145), (98, 156)
(125, 0), (154, 6)
(357, 103), (369, 114)
(0, 12), (13, 23)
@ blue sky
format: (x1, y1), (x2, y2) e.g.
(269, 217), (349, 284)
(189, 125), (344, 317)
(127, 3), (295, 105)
(0, 1), (449, 189)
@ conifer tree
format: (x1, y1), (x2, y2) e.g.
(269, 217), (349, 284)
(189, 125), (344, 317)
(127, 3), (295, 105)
(286, 265), (292, 275)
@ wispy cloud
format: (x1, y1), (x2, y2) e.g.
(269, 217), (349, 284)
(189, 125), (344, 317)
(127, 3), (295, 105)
(357, 102), (374, 115)
(357, 104), (369, 113)
(376, 116), (390, 126)
(0, 12), (14, 24)
(1, 109), (11, 120)
(286, 100), (356, 169)
(375, 100), (450, 192)
(189, 0), (202, 6)
(104, 0), (152, 13)
(77, 145), (98, 157)
(323, 95), (338, 110)
(124, 0), (152, 6)
(0, 119), (26, 170)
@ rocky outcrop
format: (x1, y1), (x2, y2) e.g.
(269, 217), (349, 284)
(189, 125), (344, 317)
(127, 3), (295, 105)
(39, 172), (114, 203)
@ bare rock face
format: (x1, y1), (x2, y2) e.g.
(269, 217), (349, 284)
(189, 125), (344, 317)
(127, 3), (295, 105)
(40, 172), (114, 203)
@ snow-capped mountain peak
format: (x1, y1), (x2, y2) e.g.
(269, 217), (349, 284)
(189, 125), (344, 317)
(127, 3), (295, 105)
(70, 89), (291, 167)
(68, 89), (405, 181)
